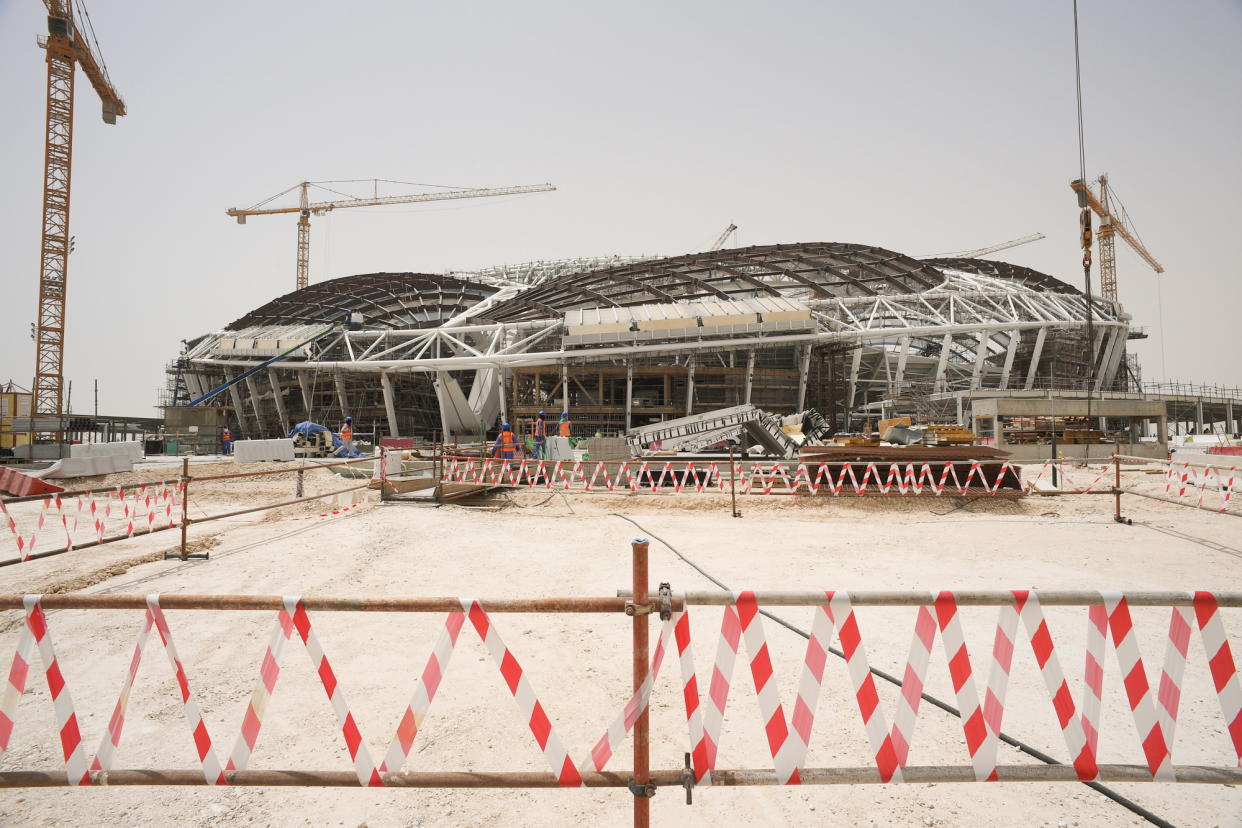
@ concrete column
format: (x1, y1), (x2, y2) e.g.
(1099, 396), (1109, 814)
(561, 362), (569, 415)
(297, 371), (313, 416)
(226, 372), (252, 438)
(1195, 400), (1205, 434)
(1024, 327), (1047, 390)
(744, 350), (756, 405)
(796, 344), (813, 412)
(486, 364), (501, 424)
(999, 330), (1019, 390)
(333, 372), (350, 421)
(685, 356), (696, 417)
(380, 372), (399, 438)
(955, 394), (964, 426)
(893, 336), (910, 395)
(244, 375), (266, 437)
(971, 331), (988, 390)
(1226, 400), (1234, 435)
(625, 362), (634, 432)
(846, 346), (863, 428)
(934, 334), (953, 393)
(267, 368), (289, 435)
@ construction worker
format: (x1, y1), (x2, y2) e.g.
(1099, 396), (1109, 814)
(558, 411), (572, 438)
(494, 422), (518, 460)
(533, 410), (547, 459)
(221, 426), (232, 456)
(340, 416), (354, 455)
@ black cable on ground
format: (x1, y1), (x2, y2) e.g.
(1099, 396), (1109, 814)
(611, 513), (1176, 828)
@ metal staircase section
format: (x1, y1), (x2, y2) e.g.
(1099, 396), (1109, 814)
(626, 404), (799, 458)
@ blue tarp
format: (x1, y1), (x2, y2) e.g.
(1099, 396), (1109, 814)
(288, 421), (361, 458)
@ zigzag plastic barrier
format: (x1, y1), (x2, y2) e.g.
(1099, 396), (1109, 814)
(441, 456), (1022, 497)
(1, 590), (1237, 790)
(0, 482), (183, 564)
(1026, 457), (1239, 515)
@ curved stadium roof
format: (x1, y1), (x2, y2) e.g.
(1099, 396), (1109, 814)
(226, 272), (498, 331)
(221, 244), (1087, 332)
(482, 243), (1080, 323)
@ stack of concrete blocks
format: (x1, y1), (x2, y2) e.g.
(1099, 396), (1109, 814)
(38, 442), (143, 478)
(70, 441), (144, 462)
(233, 439), (296, 463)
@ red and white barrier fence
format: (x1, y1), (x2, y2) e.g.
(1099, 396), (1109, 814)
(1025, 456), (1240, 515)
(440, 456), (1022, 497)
(0, 482), (183, 564)
(1, 590), (1237, 792)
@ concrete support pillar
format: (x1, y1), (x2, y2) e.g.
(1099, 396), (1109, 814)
(894, 336), (910, 393)
(1024, 327), (1047, 390)
(625, 362), (634, 432)
(334, 372), (350, 421)
(685, 356), (696, 417)
(846, 346), (863, 428)
(495, 366), (508, 428)
(226, 372), (252, 438)
(971, 331), (988, 390)
(380, 372), (399, 438)
(267, 368), (289, 435)
(999, 330), (1019, 390)
(1195, 400), (1205, 434)
(934, 334), (953, 393)
(955, 394), (964, 427)
(244, 375), (266, 438)
(796, 344), (813, 412)
(744, 350), (756, 405)
(561, 362), (569, 415)
(297, 371), (313, 416)
(1227, 400), (1235, 435)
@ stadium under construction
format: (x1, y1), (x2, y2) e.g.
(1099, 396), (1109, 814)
(166, 242), (1241, 459)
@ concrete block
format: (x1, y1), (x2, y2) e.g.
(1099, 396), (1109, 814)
(233, 438), (295, 463)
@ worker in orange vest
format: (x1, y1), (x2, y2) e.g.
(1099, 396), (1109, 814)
(494, 422), (517, 460)
(558, 411), (572, 438)
(340, 416), (354, 454)
(533, 410), (547, 459)
(221, 426), (232, 456)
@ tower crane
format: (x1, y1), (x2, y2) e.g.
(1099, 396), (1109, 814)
(227, 180), (557, 291)
(1070, 175), (1163, 301)
(926, 232), (1046, 260)
(31, 0), (125, 442)
(710, 223), (738, 251)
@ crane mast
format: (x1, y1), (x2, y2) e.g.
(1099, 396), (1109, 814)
(32, 0), (125, 444)
(228, 181), (557, 290)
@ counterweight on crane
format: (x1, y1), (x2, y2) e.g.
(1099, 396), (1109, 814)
(31, 0), (125, 444)
(227, 181), (557, 290)
(1070, 175), (1163, 302)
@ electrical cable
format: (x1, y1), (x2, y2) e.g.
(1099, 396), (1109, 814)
(610, 513), (1176, 827)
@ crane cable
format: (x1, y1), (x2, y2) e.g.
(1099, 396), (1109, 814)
(1073, 0), (1098, 442)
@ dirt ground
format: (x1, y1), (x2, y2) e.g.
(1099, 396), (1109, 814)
(1, 466), (1240, 827)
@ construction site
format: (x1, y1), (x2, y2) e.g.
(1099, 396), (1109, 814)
(1, 3), (1240, 827)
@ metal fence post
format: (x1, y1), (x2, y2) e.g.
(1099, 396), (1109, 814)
(178, 457), (190, 561)
(632, 537), (651, 827)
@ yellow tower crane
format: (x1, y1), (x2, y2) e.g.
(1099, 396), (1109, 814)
(1070, 175), (1163, 302)
(31, 0), (125, 438)
(227, 180), (556, 291)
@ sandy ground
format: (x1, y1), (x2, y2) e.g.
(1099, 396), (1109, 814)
(1, 469), (1240, 827)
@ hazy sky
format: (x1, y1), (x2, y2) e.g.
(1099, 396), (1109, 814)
(2, 1), (1239, 414)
